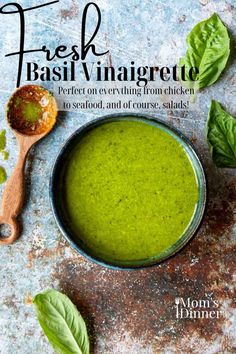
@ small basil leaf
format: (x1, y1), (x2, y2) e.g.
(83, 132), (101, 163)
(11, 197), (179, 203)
(207, 100), (236, 168)
(179, 13), (230, 91)
(33, 289), (90, 354)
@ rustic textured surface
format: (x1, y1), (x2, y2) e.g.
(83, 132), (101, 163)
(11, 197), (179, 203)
(0, 0), (235, 353)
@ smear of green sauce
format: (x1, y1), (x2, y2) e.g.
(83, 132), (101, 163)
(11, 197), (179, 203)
(0, 130), (8, 184)
(1, 151), (9, 160)
(63, 120), (199, 264)
(22, 101), (42, 123)
(0, 166), (6, 184)
(0, 130), (6, 150)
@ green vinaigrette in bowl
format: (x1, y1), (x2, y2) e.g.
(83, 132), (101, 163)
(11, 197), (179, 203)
(51, 115), (206, 268)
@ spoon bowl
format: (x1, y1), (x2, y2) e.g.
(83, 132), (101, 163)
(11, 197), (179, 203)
(7, 85), (57, 136)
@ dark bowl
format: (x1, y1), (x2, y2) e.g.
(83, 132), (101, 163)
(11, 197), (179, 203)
(50, 113), (207, 270)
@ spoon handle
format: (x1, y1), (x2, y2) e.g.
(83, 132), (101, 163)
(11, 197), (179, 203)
(0, 137), (32, 244)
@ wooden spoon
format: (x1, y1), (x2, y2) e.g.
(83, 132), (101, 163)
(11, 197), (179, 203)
(0, 85), (57, 245)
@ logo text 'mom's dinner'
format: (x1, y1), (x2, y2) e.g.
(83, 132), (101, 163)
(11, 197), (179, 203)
(175, 297), (223, 319)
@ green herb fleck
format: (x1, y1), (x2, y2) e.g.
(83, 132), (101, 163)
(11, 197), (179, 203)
(0, 130), (8, 162)
(1, 151), (9, 160)
(0, 130), (6, 150)
(0, 166), (7, 184)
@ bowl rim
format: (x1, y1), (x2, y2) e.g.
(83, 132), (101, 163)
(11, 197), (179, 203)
(49, 112), (207, 270)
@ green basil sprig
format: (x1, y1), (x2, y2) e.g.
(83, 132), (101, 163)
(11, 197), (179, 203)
(207, 100), (236, 168)
(179, 13), (230, 91)
(33, 289), (90, 354)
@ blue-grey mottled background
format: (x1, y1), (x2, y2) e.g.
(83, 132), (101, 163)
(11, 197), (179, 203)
(0, 0), (235, 353)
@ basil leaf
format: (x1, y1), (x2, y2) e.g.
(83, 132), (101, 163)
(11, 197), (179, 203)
(33, 289), (90, 354)
(207, 100), (236, 168)
(179, 13), (230, 91)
